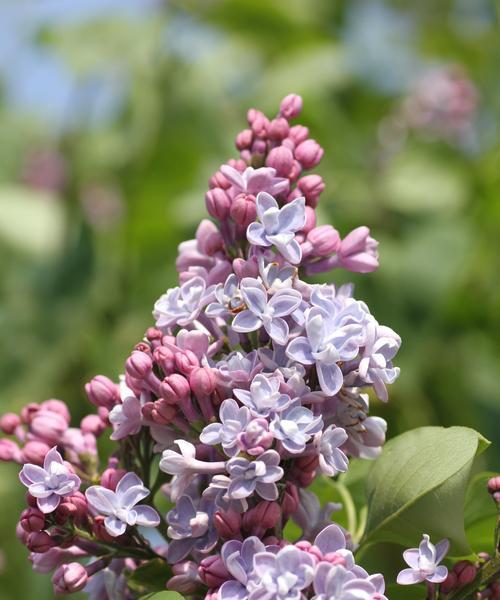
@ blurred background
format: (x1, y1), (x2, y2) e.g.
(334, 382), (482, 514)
(0, 0), (499, 597)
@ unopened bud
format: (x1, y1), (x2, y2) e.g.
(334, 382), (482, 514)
(488, 476), (500, 504)
(20, 508), (45, 533)
(160, 374), (191, 404)
(126, 351), (153, 380)
(266, 146), (294, 177)
(198, 556), (229, 588)
(454, 560), (477, 587)
(153, 346), (175, 375)
(0, 412), (21, 434)
(52, 562), (88, 594)
(295, 139), (324, 169)
(85, 375), (119, 410)
(100, 467), (127, 491)
(307, 225), (341, 256)
(297, 174), (325, 207)
(230, 193), (257, 227)
(236, 129), (253, 150)
(175, 350), (199, 376)
(27, 531), (56, 553)
(280, 94), (303, 120)
(214, 509), (242, 540)
(21, 441), (50, 466)
(0, 439), (21, 462)
(268, 118), (290, 140)
(205, 188), (231, 220)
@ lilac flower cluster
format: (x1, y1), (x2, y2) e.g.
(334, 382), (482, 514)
(0, 95), (400, 599)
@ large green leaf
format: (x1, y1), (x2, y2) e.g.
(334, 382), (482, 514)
(463, 471), (498, 553)
(363, 426), (489, 554)
(141, 593), (184, 600)
(127, 559), (172, 596)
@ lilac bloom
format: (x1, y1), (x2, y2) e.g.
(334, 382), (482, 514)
(237, 418), (273, 456)
(313, 563), (387, 600)
(249, 545), (315, 600)
(358, 323), (401, 402)
(232, 278), (302, 345)
(316, 426), (349, 476)
(226, 450), (283, 501)
(202, 475), (249, 514)
(216, 350), (263, 390)
(166, 495), (218, 563)
(292, 489), (342, 541)
(220, 165), (289, 198)
(312, 525), (355, 568)
(247, 192), (306, 264)
(200, 399), (251, 457)
(286, 303), (367, 396)
(206, 274), (245, 319)
(234, 374), (291, 417)
(270, 403), (323, 454)
(19, 447), (81, 514)
(153, 276), (213, 329)
(159, 440), (226, 501)
(219, 537), (267, 600)
(85, 472), (160, 537)
(260, 261), (298, 294)
(397, 534), (449, 585)
(109, 378), (144, 441)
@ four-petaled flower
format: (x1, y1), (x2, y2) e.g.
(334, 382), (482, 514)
(247, 192), (306, 264)
(206, 274), (245, 319)
(234, 374), (291, 418)
(220, 165), (289, 197)
(232, 277), (302, 345)
(153, 276), (212, 329)
(226, 450), (283, 500)
(85, 472), (160, 537)
(270, 402), (323, 454)
(200, 399), (251, 457)
(109, 377), (144, 441)
(397, 534), (449, 585)
(313, 563), (387, 600)
(19, 447), (81, 514)
(316, 425), (349, 476)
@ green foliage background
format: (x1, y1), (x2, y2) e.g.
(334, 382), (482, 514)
(0, 0), (499, 597)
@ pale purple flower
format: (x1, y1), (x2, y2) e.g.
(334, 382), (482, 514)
(249, 545), (315, 599)
(260, 261), (298, 294)
(292, 489), (342, 541)
(220, 165), (289, 198)
(153, 276), (212, 329)
(316, 426), (349, 476)
(216, 350), (263, 390)
(313, 563), (387, 600)
(312, 525), (354, 567)
(30, 546), (87, 574)
(232, 277), (302, 345)
(219, 537), (266, 600)
(19, 447), (81, 514)
(108, 378), (144, 441)
(226, 450), (283, 501)
(166, 495), (217, 563)
(200, 399), (251, 457)
(159, 440), (226, 501)
(206, 274), (245, 319)
(270, 403), (323, 454)
(286, 303), (367, 396)
(357, 323), (401, 402)
(237, 418), (273, 456)
(202, 475), (249, 514)
(247, 192), (306, 264)
(234, 374), (291, 418)
(85, 472), (160, 537)
(397, 534), (449, 585)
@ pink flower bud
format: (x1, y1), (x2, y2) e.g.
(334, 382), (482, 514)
(16, 521), (29, 544)
(289, 160), (302, 182)
(160, 374), (191, 404)
(214, 509), (242, 540)
(56, 493), (88, 527)
(21, 403), (40, 424)
(251, 139), (267, 156)
(268, 118), (290, 140)
(39, 400), (71, 424)
(85, 375), (119, 410)
(149, 399), (177, 425)
(100, 466), (127, 493)
(232, 256), (259, 279)
(80, 414), (105, 437)
(301, 206), (316, 233)
(153, 346), (175, 376)
(453, 561), (477, 587)
(168, 561), (200, 594)
(175, 350), (199, 376)
(243, 501), (281, 535)
(0, 412), (21, 434)
(146, 327), (163, 342)
(338, 226), (379, 273)
(295, 139), (324, 169)
(266, 146), (294, 177)
(282, 137), (295, 151)
(20, 508), (46, 533)
(27, 531), (56, 553)
(30, 410), (68, 445)
(189, 367), (216, 398)
(230, 193), (257, 227)
(0, 439), (21, 462)
(488, 476), (500, 504)
(280, 94), (303, 120)
(134, 341), (152, 354)
(199, 556), (229, 588)
(282, 483), (300, 519)
(227, 158), (247, 172)
(297, 174), (325, 206)
(126, 350), (153, 380)
(235, 129), (253, 150)
(440, 572), (458, 595)
(197, 219), (223, 256)
(288, 125), (309, 145)
(21, 441), (50, 465)
(52, 562), (88, 594)
(250, 111), (269, 137)
(205, 188), (231, 220)
(307, 225), (341, 256)
(209, 169), (231, 190)
(92, 515), (118, 543)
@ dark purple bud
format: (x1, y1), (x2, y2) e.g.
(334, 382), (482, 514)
(168, 561), (201, 594)
(235, 129), (253, 150)
(301, 205), (316, 234)
(230, 193), (257, 227)
(145, 399), (177, 425)
(288, 125), (309, 145)
(214, 509), (242, 540)
(453, 560), (478, 587)
(205, 188), (231, 220)
(27, 531), (56, 553)
(282, 483), (300, 519)
(126, 350), (153, 380)
(56, 492), (88, 527)
(52, 562), (88, 594)
(266, 146), (294, 177)
(280, 94), (303, 120)
(251, 139), (267, 156)
(198, 556), (230, 588)
(295, 139), (324, 169)
(268, 117), (290, 140)
(243, 501), (281, 535)
(440, 572), (458, 595)
(20, 508), (45, 533)
(0, 412), (21, 434)
(85, 375), (119, 410)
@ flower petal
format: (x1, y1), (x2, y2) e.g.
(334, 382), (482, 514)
(232, 310), (262, 333)
(397, 568), (425, 585)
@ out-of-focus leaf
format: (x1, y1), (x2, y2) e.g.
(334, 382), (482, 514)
(364, 426), (489, 554)
(0, 185), (65, 257)
(464, 471), (498, 554)
(127, 558), (172, 595)
(141, 592), (184, 600)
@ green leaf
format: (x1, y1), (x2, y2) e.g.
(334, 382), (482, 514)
(140, 593), (184, 600)
(127, 559), (172, 595)
(363, 426), (489, 554)
(463, 471), (498, 553)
